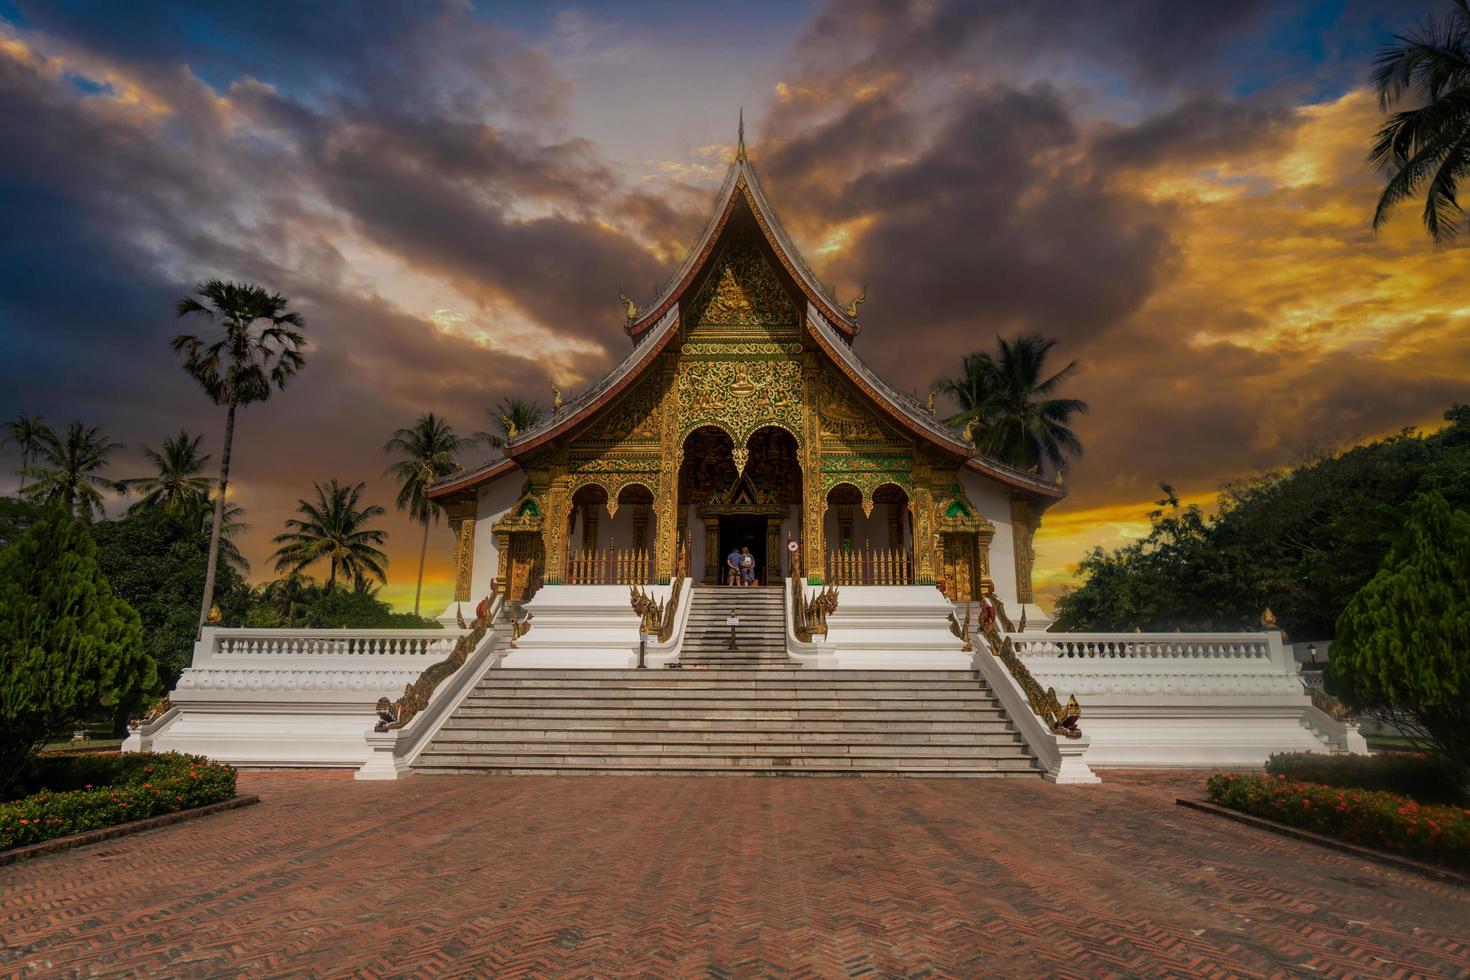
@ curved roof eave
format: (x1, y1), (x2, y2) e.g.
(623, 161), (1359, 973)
(806, 304), (1064, 500)
(625, 158), (859, 339)
(425, 452), (518, 500)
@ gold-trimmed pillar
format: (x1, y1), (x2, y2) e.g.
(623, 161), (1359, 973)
(1011, 497), (1036, 604)
(445, 496), (478, 603)
(703, 517), (720, 583)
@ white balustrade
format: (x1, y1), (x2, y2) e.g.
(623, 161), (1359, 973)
(211, 628), (462, 660)
(1009, 633), (1274, 663)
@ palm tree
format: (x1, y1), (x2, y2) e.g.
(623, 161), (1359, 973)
(261, 571), (318, 626)
(270, 479), (388, 593)
(475, 397), (545, 449)
(2, 413), (51, 493)
(21, 421), (125, 519)
(1370, 0), (1470, 244)
(209, 500), (251, 576)
(385, 413), (469, 616)
(126, 430), (214, 514)
(174, 279), (306, 630)
(937, 334), (1087, 473)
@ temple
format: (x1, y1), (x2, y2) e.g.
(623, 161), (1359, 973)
(129, 130), (1368, 782)
(426, 142), (1061, 621)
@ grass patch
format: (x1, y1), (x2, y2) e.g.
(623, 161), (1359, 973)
(1208, 772), (1470, 871)
(1, 753), (236, 851)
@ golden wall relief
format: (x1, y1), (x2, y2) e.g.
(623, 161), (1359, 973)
(676, 357), (803, 451)
(687, 230), (797, 333)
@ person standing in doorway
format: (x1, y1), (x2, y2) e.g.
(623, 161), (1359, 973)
(726, 546), (743, 587)
(740, 546), (756, 587)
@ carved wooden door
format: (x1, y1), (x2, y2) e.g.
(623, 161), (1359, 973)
(508, 533), (545, 602)
(942, 534), (977, 602)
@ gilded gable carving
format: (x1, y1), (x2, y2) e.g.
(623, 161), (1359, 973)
(688, 231), (797, 331)
(676, 358), (803, 448)
(816, 365), (900, 443)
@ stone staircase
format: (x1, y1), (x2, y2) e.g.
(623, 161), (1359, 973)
(414, 668), (1041, 777)
(678, 585), (793, 668)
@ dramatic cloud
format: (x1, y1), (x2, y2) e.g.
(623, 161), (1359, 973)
(0, 0), (1462, 611)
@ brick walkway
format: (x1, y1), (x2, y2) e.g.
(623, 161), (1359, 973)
(3, 771), (1467, 977)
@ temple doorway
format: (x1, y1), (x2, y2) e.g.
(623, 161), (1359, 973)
(718, 516), (767, 586)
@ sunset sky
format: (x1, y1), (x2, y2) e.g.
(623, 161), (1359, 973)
(1, 0), (1466, 612)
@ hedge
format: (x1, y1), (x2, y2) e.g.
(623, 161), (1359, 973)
(0, 753), (236, 851)
(1265, 752), (1465, 805)
(1208, 773), (1470, 870)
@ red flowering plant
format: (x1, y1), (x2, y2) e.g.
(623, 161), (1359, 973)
(1208, 772), (1470, 870)
(0, 753), (236, 851)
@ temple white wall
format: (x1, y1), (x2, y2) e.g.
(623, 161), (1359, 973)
(470, 473), (521, 603)
(820, 500), (912, 555)
(960, 471), (1018, 606)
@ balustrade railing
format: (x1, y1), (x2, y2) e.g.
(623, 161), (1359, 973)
(564, 545), (654, 585)
(824, 545), (913, 586)
(213, 630), (462, 659)
(1008, 633), (1274, 661)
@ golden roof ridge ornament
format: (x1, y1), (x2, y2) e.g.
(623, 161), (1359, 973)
(550, 382), (563, 413)
(844, 287), (865, 320)
(618, 287), (639, 322)
(736, 106), (746, 162)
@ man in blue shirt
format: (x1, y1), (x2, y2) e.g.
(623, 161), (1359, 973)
(726, 547), (743, 587)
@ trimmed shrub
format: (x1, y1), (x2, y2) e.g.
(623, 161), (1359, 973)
(0, 752), (236, 851)
(1208, 773), (1470, 870)
(1266, 752), (1464, 805)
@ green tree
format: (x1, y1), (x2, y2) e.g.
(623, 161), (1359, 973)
(937, 334), (1086, 473)
(301, 587), (438, 629)
(21, 421), (125, 519)
(173, 278), (306, 629)
(475, 397), (544, 449)
(270, 480), (388, 594)
(385, 413), (468, 616)
(1055, 406), (1470, 636)
(1370, 0), (1470, 245)
(1329, 492), (1470, 786)
(93, 507), (251, 688)
(257, 571), (318, 627)
(2, 413), (51, 493)
(125, 430), (214, 515)
(0, 510), (155, 791)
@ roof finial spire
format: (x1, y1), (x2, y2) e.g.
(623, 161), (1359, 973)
(736, 107), (746, 162)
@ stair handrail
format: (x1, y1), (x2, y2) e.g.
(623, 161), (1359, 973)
(374, 593), (503, 732)
(977, 596), (1081, 739)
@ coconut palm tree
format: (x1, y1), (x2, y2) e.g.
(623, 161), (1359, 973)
(21, 421), (125, 519)
(475, 397), (545, 449)
(260, 571), (318, 626)
(1370, 0), (1470, 244)
(937, 334), (1086, 474)
(174, 278), (306, 629)
(270, 479), (388, 593)
(209, 500), (251, 576)
(385, 413), (469, 616)
(2, 413), (51, 493)
(126, 430), (214, 514)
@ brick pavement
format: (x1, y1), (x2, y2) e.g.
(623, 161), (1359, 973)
(2, 770), (1467, 977)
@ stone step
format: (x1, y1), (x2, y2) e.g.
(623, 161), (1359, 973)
(431, 730), (1025, 748)
(478, 677), (988, 691)
(423, 742), (1026, 759)
(416, 767), (1028, 779)
(466, 688), (1000, 703)
(486, 669), (979, 681)
(415, 752), (1037, 771)
(442, 717), (1013, 734)
(449, 706), (1010, 722)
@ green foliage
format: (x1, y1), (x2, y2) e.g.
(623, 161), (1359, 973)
(0, 511), (155, 792)
(0, 753), (236, 851)
(92, 507), (251, 688)
(1369, 0), (1470, 244)
(1266, 752), (1463, 806)
(937, 333), (1087, 473)
(173, 279), (306, 408)
(270, 480), (389, 592)
(0, 497), (43, 552)
(20, 421), (125, 519)
(385, 413), (469, 615)
(300, 588), (439, 629)
(125, 430), (214, 514)
(1328, 491), (1470, 783)
(1207, 772), (1470, 870)
(1055, 406), (1470, 636)
(2, 413), (50, 493)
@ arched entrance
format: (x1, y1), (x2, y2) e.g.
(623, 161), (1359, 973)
(564, 482), (656, 583)
(680, 425), (801, 585)
(822, 482), (914, 585)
